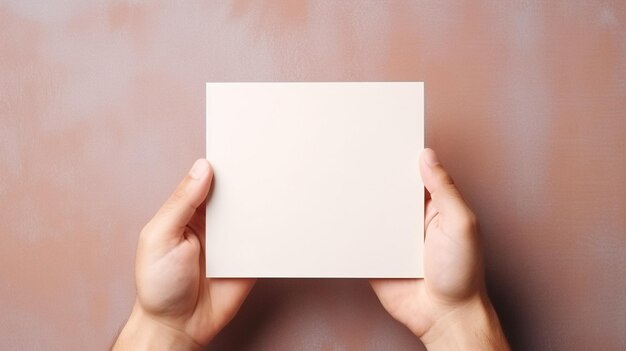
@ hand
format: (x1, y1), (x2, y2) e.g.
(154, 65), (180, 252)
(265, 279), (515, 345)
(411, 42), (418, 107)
(113, 159), (256, 351)
(370, 149), (509, 350)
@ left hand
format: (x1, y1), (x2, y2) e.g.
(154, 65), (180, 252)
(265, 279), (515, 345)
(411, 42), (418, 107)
(113, 159), (256, 351)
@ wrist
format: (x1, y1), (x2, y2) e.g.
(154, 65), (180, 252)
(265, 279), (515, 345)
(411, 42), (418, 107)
(112, 305), (202, 351)
(421, 294), (510, 351)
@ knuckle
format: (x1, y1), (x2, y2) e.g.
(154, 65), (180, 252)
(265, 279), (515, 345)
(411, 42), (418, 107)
(160, 186), (189, 214)
(172, 187), (188, 204)
(435, 168), (455, 186)
(139, 222), (164, 247)
(140, 222), (153, 238)
(138, 224), (153, 247)
(459, 211), (478, 232)
(467, 212), (478, 229)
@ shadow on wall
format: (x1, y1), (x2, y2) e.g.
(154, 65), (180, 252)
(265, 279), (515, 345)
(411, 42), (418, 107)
(207, 279), (283, 350)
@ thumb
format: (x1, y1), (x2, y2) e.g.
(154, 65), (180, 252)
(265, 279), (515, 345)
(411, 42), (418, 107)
(143, 159), (213, 243)
(419, 149), (474, 228)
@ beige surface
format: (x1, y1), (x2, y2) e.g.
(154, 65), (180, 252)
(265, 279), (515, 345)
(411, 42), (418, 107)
(206, 82), (424, 278)
(1, 1), (625, 350)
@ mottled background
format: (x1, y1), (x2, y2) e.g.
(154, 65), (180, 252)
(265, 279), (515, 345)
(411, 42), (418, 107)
(1, 1), (625, 350)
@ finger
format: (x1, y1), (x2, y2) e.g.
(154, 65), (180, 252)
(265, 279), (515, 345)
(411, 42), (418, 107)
(144, 159), (213, 243)
(419, 149), (475, 229)
(424, 199), (438, 234)
(187, 204), (207, 247)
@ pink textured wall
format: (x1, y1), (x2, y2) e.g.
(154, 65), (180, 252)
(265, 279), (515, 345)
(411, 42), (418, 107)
(1, 1), (625, 349)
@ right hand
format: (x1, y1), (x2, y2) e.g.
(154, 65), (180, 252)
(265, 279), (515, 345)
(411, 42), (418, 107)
(370, 149), (510, 350)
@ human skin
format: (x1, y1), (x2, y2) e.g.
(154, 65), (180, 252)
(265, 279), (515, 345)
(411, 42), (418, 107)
(112, 159), (255, 351)
(370, 148), (510, 350)
(113, 149), (509, 350)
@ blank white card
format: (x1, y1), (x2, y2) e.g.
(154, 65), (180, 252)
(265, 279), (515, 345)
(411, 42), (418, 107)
(206, 82), (424, 278)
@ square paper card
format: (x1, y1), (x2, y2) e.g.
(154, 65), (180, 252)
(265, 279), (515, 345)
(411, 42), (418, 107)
(206, 82), (424, 278)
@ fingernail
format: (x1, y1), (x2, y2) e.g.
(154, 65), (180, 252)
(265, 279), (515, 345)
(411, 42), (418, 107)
(424, 148), (439, 167)
(189, 159), (209, 180)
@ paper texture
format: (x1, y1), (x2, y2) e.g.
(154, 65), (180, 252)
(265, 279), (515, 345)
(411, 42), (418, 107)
(206, 82), (424, 277)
